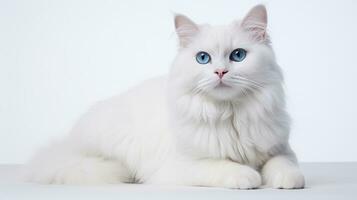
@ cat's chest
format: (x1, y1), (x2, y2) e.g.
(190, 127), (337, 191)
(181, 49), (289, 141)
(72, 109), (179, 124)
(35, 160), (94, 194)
(171, 95), (281, 167)
(176, 118), (269, 167)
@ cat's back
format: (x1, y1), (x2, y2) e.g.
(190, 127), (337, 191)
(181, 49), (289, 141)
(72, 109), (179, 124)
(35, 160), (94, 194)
(70, 76), (171, 152)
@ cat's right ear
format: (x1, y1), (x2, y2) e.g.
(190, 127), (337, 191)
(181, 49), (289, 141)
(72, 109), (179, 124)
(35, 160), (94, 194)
(174, 14), (199, 47)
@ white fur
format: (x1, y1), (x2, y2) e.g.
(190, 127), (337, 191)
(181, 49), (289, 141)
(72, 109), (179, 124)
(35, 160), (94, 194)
(25, 5), (304, 189)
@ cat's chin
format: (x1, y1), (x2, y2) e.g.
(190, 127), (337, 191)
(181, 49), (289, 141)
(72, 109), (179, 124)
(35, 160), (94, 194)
(205, 85), (243, 101)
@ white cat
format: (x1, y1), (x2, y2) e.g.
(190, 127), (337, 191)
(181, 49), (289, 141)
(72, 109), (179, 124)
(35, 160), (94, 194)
(26, 5), (305, 189)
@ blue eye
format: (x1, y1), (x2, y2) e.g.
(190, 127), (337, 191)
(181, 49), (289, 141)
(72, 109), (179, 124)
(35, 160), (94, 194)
(230, 48), (247, 62)
(196, 51), (211, 64)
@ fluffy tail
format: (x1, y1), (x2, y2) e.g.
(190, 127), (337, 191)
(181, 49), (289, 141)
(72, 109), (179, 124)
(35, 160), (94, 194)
(24, 140), (131, 184)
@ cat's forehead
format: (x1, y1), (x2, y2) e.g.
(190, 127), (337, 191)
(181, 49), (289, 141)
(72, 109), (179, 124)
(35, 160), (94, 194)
(193, 23), (250, 54)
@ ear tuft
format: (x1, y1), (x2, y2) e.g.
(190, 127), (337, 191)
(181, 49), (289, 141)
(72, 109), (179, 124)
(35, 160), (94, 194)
(174, 14), (199, 47)
(241, 5), (268, 42)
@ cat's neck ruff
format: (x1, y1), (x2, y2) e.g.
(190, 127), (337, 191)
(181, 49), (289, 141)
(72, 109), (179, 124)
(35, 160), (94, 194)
(169, 84), (289, 168)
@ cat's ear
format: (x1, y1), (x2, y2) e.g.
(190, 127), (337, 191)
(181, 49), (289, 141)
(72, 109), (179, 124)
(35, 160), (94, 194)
(174, 14), (199, 47)
(240, 5), (268, 42)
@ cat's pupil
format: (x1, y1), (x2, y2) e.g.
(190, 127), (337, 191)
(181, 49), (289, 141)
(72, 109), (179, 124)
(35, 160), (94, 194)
(236, 51), (241, 57)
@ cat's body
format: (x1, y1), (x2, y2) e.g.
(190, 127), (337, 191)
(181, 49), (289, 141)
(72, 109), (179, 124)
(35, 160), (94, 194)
(26, 5), (305, 189)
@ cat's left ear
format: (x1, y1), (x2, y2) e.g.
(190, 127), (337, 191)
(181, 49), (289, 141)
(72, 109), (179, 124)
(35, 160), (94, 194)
(174, 14), (199, 47)
(240, 5), (268, 42)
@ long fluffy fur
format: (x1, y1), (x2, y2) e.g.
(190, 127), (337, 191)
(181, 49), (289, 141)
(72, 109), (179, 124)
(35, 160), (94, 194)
(25, 5), (304, 189)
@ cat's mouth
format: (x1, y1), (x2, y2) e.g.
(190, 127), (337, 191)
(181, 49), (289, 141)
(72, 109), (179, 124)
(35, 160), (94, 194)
(215, 82), (231, 89)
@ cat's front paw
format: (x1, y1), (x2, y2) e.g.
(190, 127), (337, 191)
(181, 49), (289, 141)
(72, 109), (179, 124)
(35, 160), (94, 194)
(221, 165), (262, 189)
(264, 167), (305, 189)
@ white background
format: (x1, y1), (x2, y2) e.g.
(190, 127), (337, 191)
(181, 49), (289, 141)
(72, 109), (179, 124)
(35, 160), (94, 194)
(1, 0), (356, 164)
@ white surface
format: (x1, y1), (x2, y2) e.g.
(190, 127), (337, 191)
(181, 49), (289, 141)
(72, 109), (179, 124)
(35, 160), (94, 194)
(0, 163), (356, 200)
(1, 0), (357, 164)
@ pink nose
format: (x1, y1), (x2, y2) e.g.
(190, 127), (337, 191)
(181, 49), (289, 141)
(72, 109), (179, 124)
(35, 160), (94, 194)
(214, 69), (228, 78)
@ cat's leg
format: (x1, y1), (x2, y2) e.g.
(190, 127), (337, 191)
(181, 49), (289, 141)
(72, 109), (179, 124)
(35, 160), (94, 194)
(261, 155), (305, 189)
(148, 159), (262, 189)
(25, 140), (131, 184)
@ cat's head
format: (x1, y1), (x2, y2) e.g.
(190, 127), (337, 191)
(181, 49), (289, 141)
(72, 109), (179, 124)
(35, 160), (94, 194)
(170, 5), (283, 101)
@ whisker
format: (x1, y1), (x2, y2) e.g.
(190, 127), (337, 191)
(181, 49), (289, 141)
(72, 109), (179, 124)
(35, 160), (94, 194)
(224, 79), (260, 92)
(229, 76), (264, 89)
(234, 75), (264, 87)
(191, 78), (217, 95)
